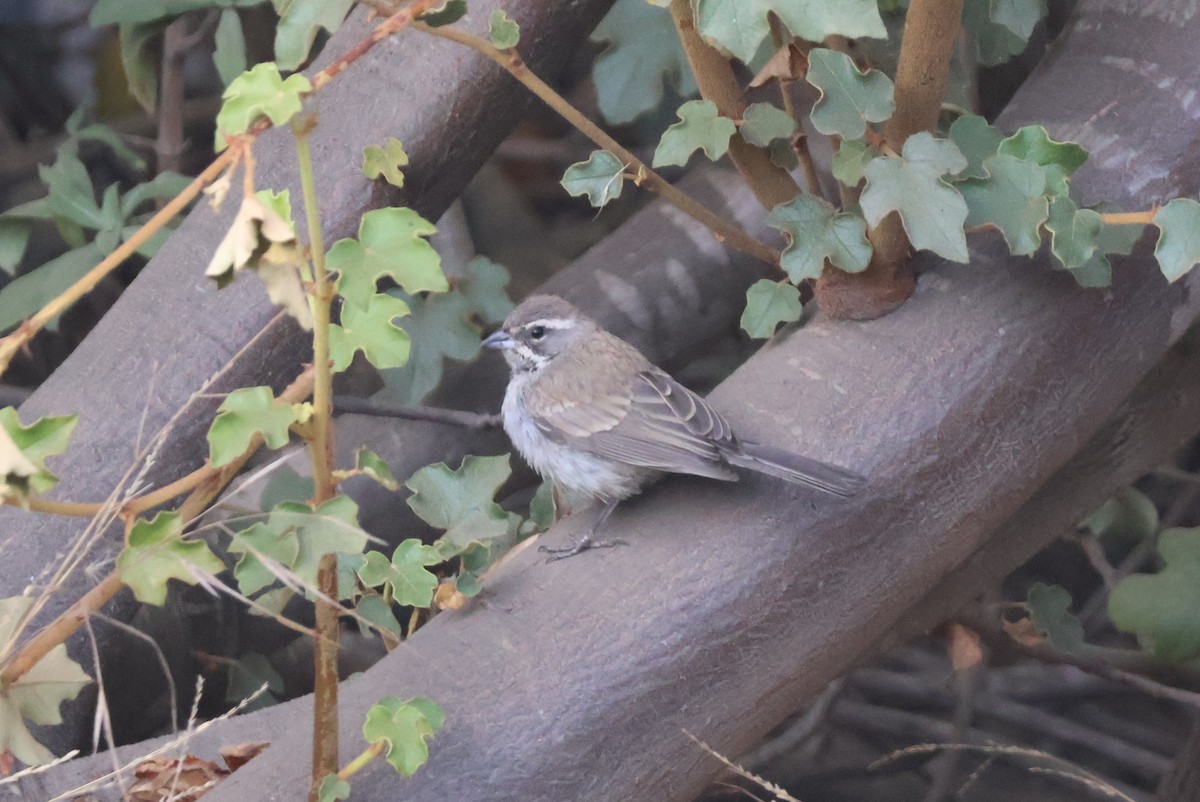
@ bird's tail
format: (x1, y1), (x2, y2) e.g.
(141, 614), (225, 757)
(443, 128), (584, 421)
(724, 443), (865, 497)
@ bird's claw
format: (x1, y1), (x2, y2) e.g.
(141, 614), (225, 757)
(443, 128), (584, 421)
(538, 536), (628, 561)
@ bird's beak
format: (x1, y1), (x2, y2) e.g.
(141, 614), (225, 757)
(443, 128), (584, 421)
(482, 330), (515, 350)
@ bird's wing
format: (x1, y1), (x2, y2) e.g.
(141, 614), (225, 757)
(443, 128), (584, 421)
(530, 367), (738, 480)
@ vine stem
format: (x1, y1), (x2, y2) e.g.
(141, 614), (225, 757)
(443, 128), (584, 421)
(1100, 209), (1158, 225)
(667, 0), (799, 210)
(0, 0), (445, 380)
(292, 115), (341, 799)
(414, 22), (781, 268)
(338, 740), (387, 780)
(0, 367), (315, 689)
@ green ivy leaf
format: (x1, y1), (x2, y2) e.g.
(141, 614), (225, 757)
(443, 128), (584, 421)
(962, 0), (1036, 66)
(948, 114), (1003, 179)
(362, 138), (409, 189)
(695, 0), (886, 65)
(225, 651), (284, 711)
(350, 448), (399, 491)
(1109, 527), (1200, 660)
(318, 774), (352, 802)
(1086, 487), (1159, 548)
(1027, 582), (1085, 655)
(997, 126), (1087, 198)
(117, 512), (225, 606)
(861, 132), (969, 262)
(417, 0), (467, 26)
(329, 292), (412, 372)
(652, 100), (737, 168)
(0, 408), (77, 498)
(458, 257), (515, 325)
(1154, 198), (1200, 282)
(957, 153), (1048, 256)
(805, 48), (895, 140)
(740, 102), (796, 148)
(214, 62), (312, 150)
(213, 9), (248, 85)
(489, 9), (521, 49)
(355, 594), (403, 639)
(0, 596), (90, 766)
(590, 0), (696, 125)
(378, 261), (513, 404)
(232, 496), (370, 599)
(990, 0), (1048, 40)
(1045, 196), (1102, 270)
(229, 518), (301, 597)
(768, 195), (871, 281)
(207, 386), (300, 468)
(740, 279), (802, 340)
(327, 207), (447, 308)
(358, 539), (443, 607)
(406, 454), (515, 547)
(274, 0), (355, 71)
(831, 139), (874, 186)
(561, 151), (626, 208)
(362, 696), (445, 776)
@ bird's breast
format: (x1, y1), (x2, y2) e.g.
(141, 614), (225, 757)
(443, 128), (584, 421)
(502, 374), (650, 501)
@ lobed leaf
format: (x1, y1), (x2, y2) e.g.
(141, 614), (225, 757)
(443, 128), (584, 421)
(214, 62), (312, 151)
(1154, 198), (1200, 282)
(328, 207), (446, 308)
(489, 9), (521, 49)
(652, 100), (737, 168)
(0, 408), (77, 498)
(362, 696), (445, 776)
(207, 386), (300, 468)
(695, 0), (885, 65)
(768, 195), (871, 281)
(590, 0), (696, 125)
(329, 292), (413, 371)
(406, 454), (515, 547)
(362, 138), (409, 189)
(861, 133), (969, 263)
(806, 48), (894, 140)
(1110, 527), (1200, 660)
(740, 280), (802, 340)
(561, 151), (626, 208)
(957, 153), (1049, 256)
(118, 512), (225, 605)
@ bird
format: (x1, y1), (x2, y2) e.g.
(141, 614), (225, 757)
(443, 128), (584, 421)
(482, 295), (865, 558)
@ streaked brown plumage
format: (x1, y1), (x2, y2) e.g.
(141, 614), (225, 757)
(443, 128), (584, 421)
(483, 295), (864, 556)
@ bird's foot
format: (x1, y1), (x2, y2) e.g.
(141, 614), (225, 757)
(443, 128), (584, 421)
(538, 535), (628, 561)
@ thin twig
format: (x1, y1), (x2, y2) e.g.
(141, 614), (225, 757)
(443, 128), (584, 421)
(333, 396), (501, 429)
(684, 728), (803, 802)
(414, 21), (781, 268)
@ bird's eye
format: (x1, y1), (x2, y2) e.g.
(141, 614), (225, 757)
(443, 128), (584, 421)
(529, 325), (546, 340)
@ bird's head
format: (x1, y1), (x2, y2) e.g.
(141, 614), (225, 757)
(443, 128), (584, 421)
(482, 294), (595, 373)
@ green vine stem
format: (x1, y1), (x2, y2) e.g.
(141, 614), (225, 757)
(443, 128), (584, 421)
(291, 114), (342, 798)
(414, 21), (782, 268)
(667, 0), (799, 210)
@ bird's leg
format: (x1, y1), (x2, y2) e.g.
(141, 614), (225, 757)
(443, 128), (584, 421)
(538, 498), (627, 560)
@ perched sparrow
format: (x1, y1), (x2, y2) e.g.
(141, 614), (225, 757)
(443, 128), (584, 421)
(483, 295), (864, 557)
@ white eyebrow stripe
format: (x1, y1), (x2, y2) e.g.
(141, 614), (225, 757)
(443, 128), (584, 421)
(526, 318), (575, 330)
